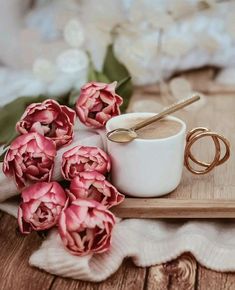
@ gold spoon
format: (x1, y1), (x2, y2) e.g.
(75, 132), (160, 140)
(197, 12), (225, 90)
(107, 94), (201, 143)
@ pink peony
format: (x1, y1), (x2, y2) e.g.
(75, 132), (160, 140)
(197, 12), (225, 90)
(3, 132), (56, 188)
(75, 82), (123, 128)
(16, 99), (76, 148)
(58, 198), (115, 256)
(69, 171), (124, 208)
(61, 146), (111, 180)
(18, 182), (68, 234)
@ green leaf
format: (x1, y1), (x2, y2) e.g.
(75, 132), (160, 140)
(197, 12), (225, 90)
(88, 62), (110, 83)
(95, 72), (110, 83)
(103, 45), (133, 112)
(59, 179), (70, 189)
(0, 149), (7, 162)
(103, 45), (130, 82)
(116, 76), (131, 91)
(116, 76), (132, 113)
(0, 96), (46, 145)
(55, 93), (70, 106)
(88, 62), (97, 81)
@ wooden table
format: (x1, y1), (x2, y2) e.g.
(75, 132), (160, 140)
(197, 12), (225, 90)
(0, 87), (235, 289)
(113, 92), (235, 219)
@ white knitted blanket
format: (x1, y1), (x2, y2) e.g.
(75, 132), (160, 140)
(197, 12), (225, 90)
(1, 128), (235, 282)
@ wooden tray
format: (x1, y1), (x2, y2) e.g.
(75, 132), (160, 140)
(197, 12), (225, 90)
(113, 94), (235, 218)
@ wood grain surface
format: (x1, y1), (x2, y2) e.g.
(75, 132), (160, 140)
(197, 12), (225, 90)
(1, 212), (235, 290)
(113, 93), (235, 218)
(112, 199), (235, 218)
(128, 93), (235, 202)
(0, 80), (235, 289)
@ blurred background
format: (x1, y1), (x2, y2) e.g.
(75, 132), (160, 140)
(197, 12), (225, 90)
(0, 0), (235, 123)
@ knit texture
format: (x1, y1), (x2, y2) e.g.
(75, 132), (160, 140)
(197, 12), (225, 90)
(1, 125), (235, 281)
(28, 219), (235, 281)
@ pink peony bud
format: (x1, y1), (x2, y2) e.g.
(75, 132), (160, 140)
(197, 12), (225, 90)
(61, 146), (111, 180)
(58, 198), (115, 256)
(16, 99), (76, 149)
(3, 132), (56, 188)
(75, 82), (123, 128)
(69, 171), (124, 208)
(18, 181), (68, 234)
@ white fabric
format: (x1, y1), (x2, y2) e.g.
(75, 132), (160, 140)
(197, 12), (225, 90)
(28, 219), (235, 282)
(1, 126), (235, 281)
(1, 198), (235, 282)
(0, 123), (104, 202)
(0, 200), (18, 217)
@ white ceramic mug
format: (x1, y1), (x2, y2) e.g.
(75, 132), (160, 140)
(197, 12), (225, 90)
(106, 112), (186, 197)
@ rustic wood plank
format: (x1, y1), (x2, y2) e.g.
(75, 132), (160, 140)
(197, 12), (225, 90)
(134, 68), (235, 95)
(0, 212), (55, 290)
(0, 85), (234, 289)
(173, 94), (235, 200)
(51, 259), (146, 290)
(146, 253), (197, 290)
(128, 93), (235, 204)
(197, 266), (235, 290)
(112, 199), (235, 218)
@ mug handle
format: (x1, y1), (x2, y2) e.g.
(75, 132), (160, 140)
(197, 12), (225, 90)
(184, 127), (230, 175)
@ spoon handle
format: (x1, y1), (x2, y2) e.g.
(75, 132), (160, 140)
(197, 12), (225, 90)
(131, 94), (201, 131)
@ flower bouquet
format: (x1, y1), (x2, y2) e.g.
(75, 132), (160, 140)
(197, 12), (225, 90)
(0, 80), (127, 259)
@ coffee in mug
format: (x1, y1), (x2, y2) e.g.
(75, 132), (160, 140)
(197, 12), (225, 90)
(125, 117), (182, 140)
(106, 113), (186, 197)
(106, 112), (230, 197)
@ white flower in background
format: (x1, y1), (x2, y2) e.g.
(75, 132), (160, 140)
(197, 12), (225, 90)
(83, 27), (111, 71)
(56, 49), (88, 74)
(33, 58), (56, 82)
(130, 0), (173, 30)
(197, 33), (219, 53)
(80, 0), (124, 71)
(114, 31), (159, 84)
(225, 11), (235, 39)
(47, 72), (76, 96)
(150, 12), (173, 30)
(73, 73), (88, 90)
(55, 3), (81, 30)
(1, 0), (235, 104)
(81, 0), (123, 28)
(126, 0), (163, 23)
(167, 0), (201, 20)
(63, 19), (85, 48)
(162, 34), (193, 57)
